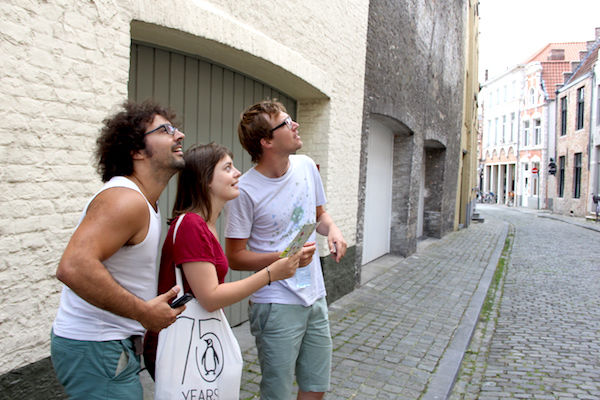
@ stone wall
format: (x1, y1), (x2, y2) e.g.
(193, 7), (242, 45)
(356, 0), (466, 261)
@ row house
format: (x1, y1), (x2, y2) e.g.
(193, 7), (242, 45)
(519, 43), (587, 208)
(479, 66), (524, 205)
(550, 29), (600, 217)
(479, 42), (587, 208)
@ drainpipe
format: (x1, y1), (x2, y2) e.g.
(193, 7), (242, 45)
(588, 70), (596, 213)
(516, 74), (522, 207)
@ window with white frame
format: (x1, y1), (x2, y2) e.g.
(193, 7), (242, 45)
(510, 113), (515, 142)
(523, 120), (530, 146)
(529, 88), (535, 105)
(597, 85), (600, 126)
(560, 96), (567, 136)
(558, 156), (565, 198)
(574, 152), (582, 198)
(576, 87), (585, 130)
(532, 162), (539, 196)
(494, 117), (499, 145)
(502, 115), (506, 143)
(534, 119), (541, 145)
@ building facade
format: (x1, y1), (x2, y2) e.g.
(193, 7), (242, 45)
(1, 0), (474, 394)
(479, 66), (523, 206)
(356, 0), (469, 270)
(551, 31), (600, 217)
(455, 0), (481, 230)
(480, 42), (587, 209)
(0, 0), (370, 389)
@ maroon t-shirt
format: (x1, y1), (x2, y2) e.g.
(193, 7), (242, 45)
(143, 213), (229, 375)
(158, 212), (229, 295)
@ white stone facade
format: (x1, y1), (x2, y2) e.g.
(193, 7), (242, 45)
(0, 0), (368, 373)
(479, 66), (524, 205)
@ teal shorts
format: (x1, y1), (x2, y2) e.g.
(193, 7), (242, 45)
(249, 297), (332, 399)
(50, 330), (142, 400)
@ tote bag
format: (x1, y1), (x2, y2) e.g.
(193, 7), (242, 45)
(154, 214), (243, 400)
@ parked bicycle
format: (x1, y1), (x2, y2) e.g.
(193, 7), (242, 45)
(483, 191), (496, 204)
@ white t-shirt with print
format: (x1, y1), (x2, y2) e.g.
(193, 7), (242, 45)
(225, 154), (326, 306)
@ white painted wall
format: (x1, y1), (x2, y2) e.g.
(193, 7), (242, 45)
(0, 0), (369, 373)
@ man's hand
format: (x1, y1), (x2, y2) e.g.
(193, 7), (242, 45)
(138, 286), (185, 332)
(328, 226), (347, 263)
(299, 242), (317, 267)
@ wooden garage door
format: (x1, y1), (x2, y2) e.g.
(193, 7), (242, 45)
(129, 41), (297, 326)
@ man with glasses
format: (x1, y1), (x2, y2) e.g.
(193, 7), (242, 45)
(225, 100), (347, 399)
(51, 100), (186, 399)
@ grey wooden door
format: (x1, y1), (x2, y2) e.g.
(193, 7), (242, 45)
(129, 41), (296, 326)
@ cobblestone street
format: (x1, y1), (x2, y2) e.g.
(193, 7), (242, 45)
(451, 205), (600, 400)
(237, 206), (509, 399)
(141, 205), (600, 399)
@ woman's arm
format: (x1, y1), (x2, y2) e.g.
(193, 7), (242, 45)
(182, 252), (300, 312)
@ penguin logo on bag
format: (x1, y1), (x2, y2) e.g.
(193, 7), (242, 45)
(181, 320), (223, 383)
(197, 335), (222, 380)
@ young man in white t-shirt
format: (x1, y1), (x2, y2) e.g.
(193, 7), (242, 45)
(225, 100), (347, 400)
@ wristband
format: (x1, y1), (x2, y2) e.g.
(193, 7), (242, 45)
(266, 266), (271, 285)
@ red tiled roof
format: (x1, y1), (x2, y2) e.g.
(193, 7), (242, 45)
(525, 42), (587, 63)
(540, 61), (574, 99)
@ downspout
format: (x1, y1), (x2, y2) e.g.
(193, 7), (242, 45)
(588, 70), (596, 213)
(516, 70), (522, 207)
(553, 88), (560, 211)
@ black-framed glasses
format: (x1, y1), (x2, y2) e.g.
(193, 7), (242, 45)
(270, 116), (293, 133)
(144, 124), (180, 136)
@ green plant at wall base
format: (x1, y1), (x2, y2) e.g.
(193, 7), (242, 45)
(479, 231), (514, 323)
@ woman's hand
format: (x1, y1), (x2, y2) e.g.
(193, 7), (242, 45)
(268, 251), (301, 281)
(299, 242), (316, 267)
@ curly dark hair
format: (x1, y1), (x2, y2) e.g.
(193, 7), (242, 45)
(95, 100), (177, 182)
(238, 100), (287, 163)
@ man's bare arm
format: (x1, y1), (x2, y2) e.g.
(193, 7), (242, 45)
(316, 205), (347, 262)
(56, 188), (182, 331)
(225, 237), (281, 271)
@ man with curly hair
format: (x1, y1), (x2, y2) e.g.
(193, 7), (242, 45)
(51, 100), (186, 399)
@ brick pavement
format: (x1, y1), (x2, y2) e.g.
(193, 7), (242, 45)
(237, 211), (508, 399)
(451, 205), (600, 400)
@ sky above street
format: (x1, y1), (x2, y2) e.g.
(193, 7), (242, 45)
(478, 0), (600, 81)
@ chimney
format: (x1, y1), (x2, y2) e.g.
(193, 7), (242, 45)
(548, 48), (565, 60)
(563, 71), (573, 82)
(571, 61), (580, 71)
(485, 69), (488, 81)
(596, 27), (600, 40)
(587, 40), (595, 51)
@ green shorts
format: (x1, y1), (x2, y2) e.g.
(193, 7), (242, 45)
(249, 297), (332, 399)
(50, 330), (142, 400)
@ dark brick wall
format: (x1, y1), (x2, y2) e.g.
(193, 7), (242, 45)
(0, 357), (66, 400)
(321, 245), (357, 305)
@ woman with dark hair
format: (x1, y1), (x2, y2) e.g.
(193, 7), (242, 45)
(144, 142), (301, 381)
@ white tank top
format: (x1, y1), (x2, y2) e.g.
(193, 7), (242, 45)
(53, 177), (161, 340)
